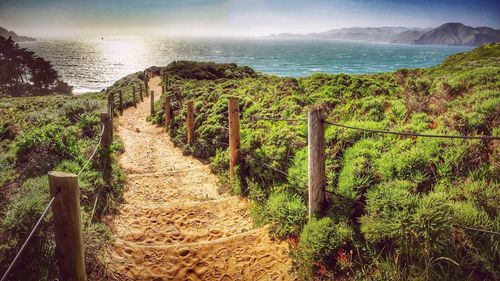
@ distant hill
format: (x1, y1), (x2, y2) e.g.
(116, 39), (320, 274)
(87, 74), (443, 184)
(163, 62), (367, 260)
(390, 30), (427, 44)
(0, 27), (36, 42)
(415, 23), (500, 46)
(318, 27), (407, 42)
(266, 23), (500, 46)
(267, 26), (430, 43)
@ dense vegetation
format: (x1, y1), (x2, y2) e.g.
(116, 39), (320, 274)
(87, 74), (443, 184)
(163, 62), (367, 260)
(0, 36), (72, 97)
(0, 91), (130, 279)
(145, 45), (500, 280)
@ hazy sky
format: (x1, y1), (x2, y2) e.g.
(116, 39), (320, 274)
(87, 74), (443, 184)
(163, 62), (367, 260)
(1, 0), (499, 38)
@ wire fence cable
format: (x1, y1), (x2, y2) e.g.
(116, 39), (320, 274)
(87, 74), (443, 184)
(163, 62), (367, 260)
(461, 226), (500, 236)
(323, 120), (500, 140)
(78, 124), (105, 176)
(248, 116), (499, 140)
(244, 153), (307, 185)
(1, 196), (56, 281)
(250, 116), (306, 123)
(86, 190), (102, 229)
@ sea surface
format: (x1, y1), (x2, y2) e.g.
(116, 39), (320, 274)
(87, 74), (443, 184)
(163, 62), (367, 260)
(19, 38), (472, 94)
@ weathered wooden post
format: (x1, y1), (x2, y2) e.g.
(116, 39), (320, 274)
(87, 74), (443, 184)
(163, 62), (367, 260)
(162, 85), (165, 96)
(150, 90), (155, 116)
(108, 92), (115, 122)
(118, 90), (123, 115)
(101, 112), (113, 148)
(164, 96), (171, 130)
(187, 101), (194, 144)
(139, 84), (143, 102)
(100, 112), (113, 186)
(48, 171), (87, 281)
(145, 77), (149, 97)
(132, 86), (136, 107)
(308, 106), (326, 217)
(229, 97), (240, 179)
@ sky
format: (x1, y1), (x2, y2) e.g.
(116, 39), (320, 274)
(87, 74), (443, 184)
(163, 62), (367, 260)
(1, 0), (499, 38)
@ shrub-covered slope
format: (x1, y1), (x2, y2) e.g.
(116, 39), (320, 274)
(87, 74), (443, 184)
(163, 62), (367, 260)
(150, 44), (499, 280)
(0, 93), (127, 280)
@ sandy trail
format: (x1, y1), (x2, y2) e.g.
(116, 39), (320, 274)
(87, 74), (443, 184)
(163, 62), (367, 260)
(104, 76), (292, 280)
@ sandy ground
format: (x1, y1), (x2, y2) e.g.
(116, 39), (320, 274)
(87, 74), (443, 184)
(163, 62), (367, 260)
(104, 76), (292, 280)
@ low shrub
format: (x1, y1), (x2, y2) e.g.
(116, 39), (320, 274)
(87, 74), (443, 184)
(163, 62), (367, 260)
(337, 139), (383, 209)
(404, 192), (455, 280)
(360, 180), (417, 245)
(14, 124), (81, 176)
(265, 192), (307, 238)
(295, 217), (353, 279)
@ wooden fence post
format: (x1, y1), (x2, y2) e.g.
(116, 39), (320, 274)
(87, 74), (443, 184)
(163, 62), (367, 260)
(145, 78), (149, 97)
(48, 171), (87, 281)
(162, 85), (165, 96)
(100, 112), (113, 186)
(150, 90), (155, 116)
(118, 90), (123, 116)
(229, 97), (240, 179)
(139, 84), (143, 102)
(101, 112), (113, 148)
(108, 92), (114, 122)
(164, 96), (171, 130)
(308, 107), (326, 217)
(187, 101), (194, 144)
(132, 86), (136, 107)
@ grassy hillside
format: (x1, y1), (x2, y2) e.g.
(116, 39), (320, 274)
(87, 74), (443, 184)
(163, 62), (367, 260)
(0, 93), (127, 280)
(148, 44), (499, 280)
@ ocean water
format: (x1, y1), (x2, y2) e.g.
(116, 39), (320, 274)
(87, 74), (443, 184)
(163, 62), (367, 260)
(19, 38), (472, 94)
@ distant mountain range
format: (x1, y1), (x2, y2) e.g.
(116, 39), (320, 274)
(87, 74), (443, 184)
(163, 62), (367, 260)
(265, 23), (500, 46)
(0, 27), (36, 42)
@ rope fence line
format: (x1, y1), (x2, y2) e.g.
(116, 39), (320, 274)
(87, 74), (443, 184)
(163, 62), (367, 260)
(461, 226), (500, 236)
(250, 116), (306, 123)
(78, 124), (105, 176)
(210, 139), (230, 146)
(244, 152), (355, 201)
(244, 153), (307, 186)
(87, 189), (102, 229)
(323, 120), (500, 140)
(248, 116), (500, 140)
(1, 196), (56, 281)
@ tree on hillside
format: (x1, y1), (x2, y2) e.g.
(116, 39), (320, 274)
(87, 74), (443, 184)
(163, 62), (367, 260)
(0, 36), (71, 96)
